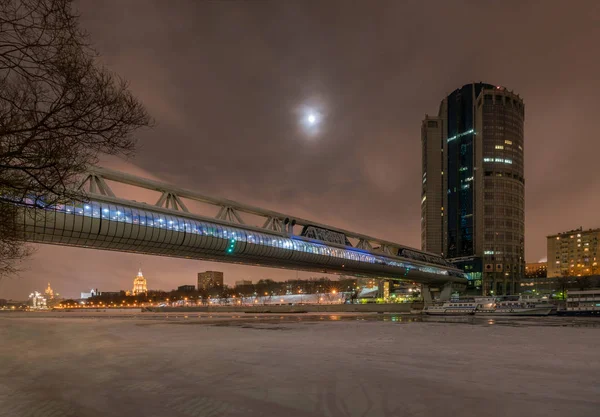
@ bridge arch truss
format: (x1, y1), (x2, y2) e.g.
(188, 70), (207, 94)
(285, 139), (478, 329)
(17, 167), (467, 285)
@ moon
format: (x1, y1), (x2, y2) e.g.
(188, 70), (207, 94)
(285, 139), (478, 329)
(297, 105), (324, 137)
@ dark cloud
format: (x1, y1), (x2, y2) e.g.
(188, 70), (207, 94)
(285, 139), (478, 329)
(2, 0), (599, 298)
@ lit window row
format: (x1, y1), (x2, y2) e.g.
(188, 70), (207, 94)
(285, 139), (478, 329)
(447, 129), (475, 143)
(483, 158), (513, 164)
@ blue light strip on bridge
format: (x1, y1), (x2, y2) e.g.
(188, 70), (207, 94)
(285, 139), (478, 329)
(42, 200), (451, 277)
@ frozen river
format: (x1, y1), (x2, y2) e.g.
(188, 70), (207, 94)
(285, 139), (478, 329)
(1, 312), (599, 417)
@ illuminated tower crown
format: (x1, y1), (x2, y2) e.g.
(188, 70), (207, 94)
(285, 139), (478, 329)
(132, 268), (148, 295)
(44, 282), (54, 299)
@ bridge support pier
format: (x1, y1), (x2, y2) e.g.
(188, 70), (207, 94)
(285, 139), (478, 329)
(421, 284), (433, 305)
(422, 282), (461, 305)
(439, 282), (454, 301)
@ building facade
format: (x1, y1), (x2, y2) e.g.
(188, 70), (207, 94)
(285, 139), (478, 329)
(198, 271), (224, 291)
(80, 289), (99, 299)
(521, 275), (600, 294)
(234, 280), (252, 287)
(421, 82), (525, 295)
(525, 262), (547, 278)
(28, 291), (47, 309)
(547, 227), (600, 277)
(132, 268), (148, 295)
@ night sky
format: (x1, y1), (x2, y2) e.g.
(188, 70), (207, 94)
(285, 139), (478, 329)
(2, 0), (599, 299)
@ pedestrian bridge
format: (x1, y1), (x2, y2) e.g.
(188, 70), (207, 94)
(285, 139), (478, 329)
(17, 167), (467, 286)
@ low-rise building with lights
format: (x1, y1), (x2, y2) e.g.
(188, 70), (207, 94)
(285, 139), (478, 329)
(81, 288), (99, 299)
(198, 271), (224, 291)
(357, 278), (378, 289)
(28, 291), (47, 309)
(547, 227), (600, 277)
(525, 262), (547, 278)
(521, 275), (600, 295)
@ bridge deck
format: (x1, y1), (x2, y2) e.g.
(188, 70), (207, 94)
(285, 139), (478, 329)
(20, 196), (466, 285)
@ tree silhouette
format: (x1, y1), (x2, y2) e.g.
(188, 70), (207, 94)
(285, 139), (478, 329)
(0, 0), (151, 276)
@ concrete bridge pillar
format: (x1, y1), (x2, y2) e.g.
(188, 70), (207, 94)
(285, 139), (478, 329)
(439, 282), (454, 301)
(422, 282), (459, 305)
(421, 284), (433, 306)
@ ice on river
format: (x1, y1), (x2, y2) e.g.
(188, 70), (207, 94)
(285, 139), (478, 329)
(0, 313), (599, 417)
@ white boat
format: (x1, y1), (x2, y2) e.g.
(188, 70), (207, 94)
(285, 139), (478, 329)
(475, 295), (556, 316)
(558, 289), (600, 316)
(423, 301), (477, 316)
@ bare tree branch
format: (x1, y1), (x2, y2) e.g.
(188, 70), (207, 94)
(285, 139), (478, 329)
(0, 0), (153, 277)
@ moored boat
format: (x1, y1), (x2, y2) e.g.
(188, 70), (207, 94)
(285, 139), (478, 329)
(557, 289), (600, 316)
(423, 295), (558, 316)
(423, 301), (477, 316)
(475, 295), (556, 316)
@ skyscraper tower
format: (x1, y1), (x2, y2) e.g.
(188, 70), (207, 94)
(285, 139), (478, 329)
(132, 268), (148, 295)
(44, 282), (54, 299)
(421, 82), (525, 295)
